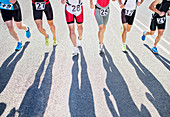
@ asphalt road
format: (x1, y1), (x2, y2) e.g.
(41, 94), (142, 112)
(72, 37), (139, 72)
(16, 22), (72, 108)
(0, 0), (170, 117)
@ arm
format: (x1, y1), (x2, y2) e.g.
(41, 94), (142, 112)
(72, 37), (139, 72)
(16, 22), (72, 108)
(9, 0), (16, 4)
(137, 0), (144, 6)
(118, 0), (125, 9)
(90, 0), (95, 9)
(61, 0), (66, 5)
(149, 0), (165, 16)
(167, 10), (170, 16)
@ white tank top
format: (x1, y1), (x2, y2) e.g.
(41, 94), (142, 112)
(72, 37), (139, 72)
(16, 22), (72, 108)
(67, 0), (82, 5)
(123, 0), (137, 10)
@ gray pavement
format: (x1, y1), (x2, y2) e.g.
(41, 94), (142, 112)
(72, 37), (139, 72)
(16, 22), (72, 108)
(0, 0), (169, 117)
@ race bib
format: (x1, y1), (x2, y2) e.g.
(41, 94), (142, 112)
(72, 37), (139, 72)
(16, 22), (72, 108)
(0, 2), (13, 10)
(157, 17), (166, 24)
(125, 10), (134, 16)
(35, 2), (46, 10)
(100, 7), (109, 16)
(71, 4), (81, 12)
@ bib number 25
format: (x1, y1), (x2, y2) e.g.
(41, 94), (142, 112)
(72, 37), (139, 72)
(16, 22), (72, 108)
(35, 2), (46, 10)
(100, 8), (109, 16)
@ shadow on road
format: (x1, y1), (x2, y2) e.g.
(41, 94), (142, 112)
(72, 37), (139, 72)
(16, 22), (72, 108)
(0, 42), (30, 93)
(69, 47), (96, 117)
(7, 46), (56, 117)
(144, 44), (170, 71)
(0, 103), (6, 116)
(126, 46), (170, 117)
(100, 46), (151, 117)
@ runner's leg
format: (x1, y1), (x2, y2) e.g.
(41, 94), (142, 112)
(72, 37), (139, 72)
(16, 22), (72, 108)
(35, 19), (48, 38)
(68, 23), (77, 47)
(47, 20), (56, 39)
(154, 29), (164, 47)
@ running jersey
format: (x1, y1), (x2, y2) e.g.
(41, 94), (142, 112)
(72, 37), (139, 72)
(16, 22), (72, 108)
(97, 0), (110, 8)
(32, 0), (50, 4)
(123, 0), (137, 10)
(0, 0), (19, 10)
(66, 0), (82, 5)
(156, 0), (170, 14)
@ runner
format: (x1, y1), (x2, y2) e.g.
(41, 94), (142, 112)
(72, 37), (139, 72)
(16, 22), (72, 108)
(32, 0), (57, 46)
(118, 0), (144, 52)
(141, 0), (170, 54)
(61, 0), (83, 56)
(90, 0), (115, 53)
(0, 0), (31, 51)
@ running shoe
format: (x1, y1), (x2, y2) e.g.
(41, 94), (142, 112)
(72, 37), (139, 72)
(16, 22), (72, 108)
(141, 31), (146, 41)
(26, 27), (31, 38)
(99, 44), (104, 53)
(152, 47), (158, 54)
(53, 38), (57, 46)
(15, 41), (22, 51)
(122, 44), (127, 52)
(77, 37), (82, 47)
(72, 47), (78, 56)
(120, 27), (123, 36)
(45, 35), (49, 46)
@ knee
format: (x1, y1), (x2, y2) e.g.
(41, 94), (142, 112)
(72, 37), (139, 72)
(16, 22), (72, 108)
(150, 32), (155, 35)
(16, 25), (23, 29)
(48, 22), (54, 27)
(99, 26), (105, 33)
(123, 28), (128, 33)
(69, 28), (75, 35)
(38, 26), (43, 31)
(127, 28), (131, 32)
(77, 25), (83, 30)
(7, 25), (14, 32)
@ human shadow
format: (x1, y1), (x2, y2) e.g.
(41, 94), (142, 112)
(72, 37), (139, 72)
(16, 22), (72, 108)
(69, 47), (96, 117)
(100, 46), (151, 117)
(0, 42), (30, 93)
(7, 46), (56, 117)
(144, 44), (170, 71)
(0, 103), (6, 116)
(126, 46), (170, 117)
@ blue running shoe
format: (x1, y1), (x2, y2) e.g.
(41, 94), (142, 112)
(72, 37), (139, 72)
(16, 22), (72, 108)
(26, 27), (31, 38)
(152, 47), (158, 54)
(141, 31), (146, 41)
(15, 42), (22, 51)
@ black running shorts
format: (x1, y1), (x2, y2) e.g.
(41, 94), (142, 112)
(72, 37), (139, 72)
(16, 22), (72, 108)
(1, 2), (22, 22)
(121, 9), (136, 25)
(150, 16), (166, 31)
(32, 3), (53, 20)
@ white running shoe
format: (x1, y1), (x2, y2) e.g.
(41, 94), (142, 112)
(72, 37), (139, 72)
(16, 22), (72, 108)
(99, 44), (104, 53)
(77, 38), (82, 47)
(72, 47), (78, 56)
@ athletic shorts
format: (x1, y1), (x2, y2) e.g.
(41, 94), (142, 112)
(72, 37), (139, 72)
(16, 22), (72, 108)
(150, 16), (166, 31)
(32, 3), (53, 20)
(121, 9), (136, 25)
(94, 6), (110, 26)
(65, 5), (84, 24)
(1, 2), (22, 22)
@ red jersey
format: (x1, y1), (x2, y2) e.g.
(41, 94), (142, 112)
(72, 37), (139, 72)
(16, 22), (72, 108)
(97, 0), (109, 7)
(32, 0), (50, 4)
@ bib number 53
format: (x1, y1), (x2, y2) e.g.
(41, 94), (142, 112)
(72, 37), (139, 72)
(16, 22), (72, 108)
(0, 2), (13, 10)
(35, 2), (46, 10)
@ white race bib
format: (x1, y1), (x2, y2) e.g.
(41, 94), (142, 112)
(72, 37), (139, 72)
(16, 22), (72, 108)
(0, 2), (13, 10)
(125, 10), (134, 16)
(35, 2), (46, 10)
(100, 7), (109, 16)
(66, 4), (82, 16)
(157, 17), (166, 24)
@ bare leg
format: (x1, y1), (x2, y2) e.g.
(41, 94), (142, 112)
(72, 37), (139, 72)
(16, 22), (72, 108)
(35, 19), (48, 38)
(154, 29), (164, 47)
(15, 21), (28, 31)
(77, 23), (83, 39)
(68, 23), (77, 47)
(5, 20), (20, 42)
(47, 20), (56, 39)
(98, 24), (106, 44)
(145, 30), (155, 36)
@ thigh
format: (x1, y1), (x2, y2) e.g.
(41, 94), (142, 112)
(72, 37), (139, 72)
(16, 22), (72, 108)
(127, 10), (136, 25)
(1, 9), (13, 22)
(65, 5), (74, 24)
(157, 20), (166, 30)
(95, 8), (103, 26)
(76, 5), (84, 24)
(13, 8), (22, 22)
(44, 3), (53, 21)
(150, 17), (156, 31)
(103, 11), (110, 26)
(121, 9), (127, 24)
(32, 3), (43, 20)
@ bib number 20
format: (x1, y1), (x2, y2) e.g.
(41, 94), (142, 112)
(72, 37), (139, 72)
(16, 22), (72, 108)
(35, 2), (46, 10)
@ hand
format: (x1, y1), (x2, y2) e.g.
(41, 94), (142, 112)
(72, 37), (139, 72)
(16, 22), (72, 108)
(120, 4), (125, 9)
(167, 10), (170, 16)
(9, 0), (16, 4)
(90, 4), (95, 9)
(137, 2), (141, 6)
(61, 0), (66, 5)
(159, 11), (165, 16)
